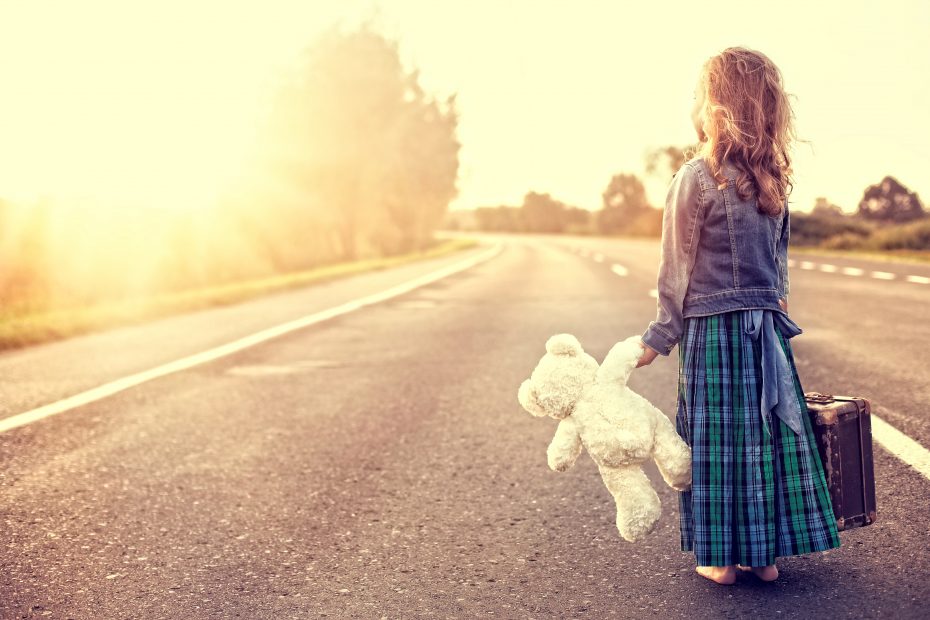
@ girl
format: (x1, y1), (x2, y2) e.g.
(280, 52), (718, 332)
(635, 47), (841, 585)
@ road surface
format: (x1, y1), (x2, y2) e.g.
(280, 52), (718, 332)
(1, 232), (928, 619)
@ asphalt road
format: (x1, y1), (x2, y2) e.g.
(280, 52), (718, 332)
(1, 233), (928, 619)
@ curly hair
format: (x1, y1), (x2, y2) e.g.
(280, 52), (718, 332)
(697, 47), (797, 216)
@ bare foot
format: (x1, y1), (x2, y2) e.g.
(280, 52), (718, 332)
(737, 564), (779, 582)
(695, 565), (736, 585)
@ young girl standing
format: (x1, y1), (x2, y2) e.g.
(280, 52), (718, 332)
(636, 47), (841, 585)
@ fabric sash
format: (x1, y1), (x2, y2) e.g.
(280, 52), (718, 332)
(741, 309), (804, 436)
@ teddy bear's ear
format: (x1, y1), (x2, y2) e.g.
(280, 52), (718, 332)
(545, 333), (583, 357)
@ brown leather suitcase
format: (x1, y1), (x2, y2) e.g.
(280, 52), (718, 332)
(804, 392), (877, 531)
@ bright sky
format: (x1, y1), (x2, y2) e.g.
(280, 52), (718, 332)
(0, 0), (927, 214)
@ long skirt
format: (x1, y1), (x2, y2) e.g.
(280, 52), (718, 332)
(676, 309), (841, 567)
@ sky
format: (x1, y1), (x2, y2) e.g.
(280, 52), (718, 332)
(0, 0), (927, 214)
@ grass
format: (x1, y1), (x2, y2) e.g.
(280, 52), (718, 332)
(790, 245), (930, 265)
(0, 236), (480, 352)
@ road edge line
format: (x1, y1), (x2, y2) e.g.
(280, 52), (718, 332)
(872, 414), (930, 482)
(0, 242), (503, 435)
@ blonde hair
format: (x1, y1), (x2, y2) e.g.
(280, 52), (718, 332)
(697, 47), (796, 216)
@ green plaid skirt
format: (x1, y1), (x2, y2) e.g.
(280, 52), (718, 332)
(676, 310), (841, 567)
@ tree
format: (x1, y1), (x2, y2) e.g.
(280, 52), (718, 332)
(521, 191), (571, 233)
(644, 144), (700, 179)
(856, 176), (926, 224)
(257, 23), (459, 261)
(597, 173), (651, 234)
(474, 205), (522, 232)
(812, 197), (845, 217)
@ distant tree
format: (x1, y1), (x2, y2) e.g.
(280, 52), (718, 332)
(521, 191), (572, 233)
(258, 23), (459, 261)
(474, 205), (522, 232)
(856, 176), (926, 223)
(644, 144), (700, 179)
(812, 197), (845, 217)
(563, 205), (593, 234)
(597, 173), (651, 234)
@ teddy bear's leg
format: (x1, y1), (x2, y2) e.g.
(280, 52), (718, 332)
(547, 417), (583, 472)
(650, 409), (692, 491)
(596, 464), (661, 542)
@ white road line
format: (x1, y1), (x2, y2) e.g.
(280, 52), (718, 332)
(795, 262), (930, 285)
(611, 264), (629, 277)
(0, 243), (504, 435)
(593, 253), (605, 263)
(787, 259), (796, 267)
(648, 289), (659, 299)
(872, 415), (930, 482)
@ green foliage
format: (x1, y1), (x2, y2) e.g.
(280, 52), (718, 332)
(859, 218), (930, 251)
(789, 207), (874, 247)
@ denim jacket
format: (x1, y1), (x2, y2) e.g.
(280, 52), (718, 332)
(641, 155), (791, 356)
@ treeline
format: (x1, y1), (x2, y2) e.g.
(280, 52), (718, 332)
(0, 23), (459, 315)
(454, 173), (664, 238)
(445, 146), (689, 237)
(791, 179), (929, 250)
(447, 146), (930, 252)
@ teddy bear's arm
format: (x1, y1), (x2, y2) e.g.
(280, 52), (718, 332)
(649, 406), (692, 491)
(547, 417), (583, 472)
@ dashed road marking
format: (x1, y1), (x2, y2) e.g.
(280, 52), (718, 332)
(648, 289), (659, 299)
(792, 259), (928, 285)
(0, 243), (504, 435)
(611, 264), (629, 276)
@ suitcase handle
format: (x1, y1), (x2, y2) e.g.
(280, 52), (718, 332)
(806, 391), (835, 404)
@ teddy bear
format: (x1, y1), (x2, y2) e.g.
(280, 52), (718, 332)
(517, 333), (692, 542)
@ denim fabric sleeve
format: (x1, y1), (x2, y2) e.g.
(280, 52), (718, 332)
(641, 162), (705, 356)
(777, 206), (790, 299)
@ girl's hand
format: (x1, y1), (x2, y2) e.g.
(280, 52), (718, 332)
(778, 298), (788, 313)
(636, 340), (660, 368)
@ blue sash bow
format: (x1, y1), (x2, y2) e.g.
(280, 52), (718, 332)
(741, 309), (804, 437)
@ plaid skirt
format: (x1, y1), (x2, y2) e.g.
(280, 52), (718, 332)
(676, 310), (841, 567)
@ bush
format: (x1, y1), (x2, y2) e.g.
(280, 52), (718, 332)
(821, 232), (869, 250)
(865, 218), (930, 250)
(790, 210), (874, 246)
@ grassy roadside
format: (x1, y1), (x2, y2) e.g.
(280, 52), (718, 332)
(0, 236), (480, 352)
(790, 245), (930, 265)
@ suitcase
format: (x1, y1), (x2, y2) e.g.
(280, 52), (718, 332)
(804, 392), (877, 531)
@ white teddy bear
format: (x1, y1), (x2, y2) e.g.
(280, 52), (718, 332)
(517, 333), (692, 542)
